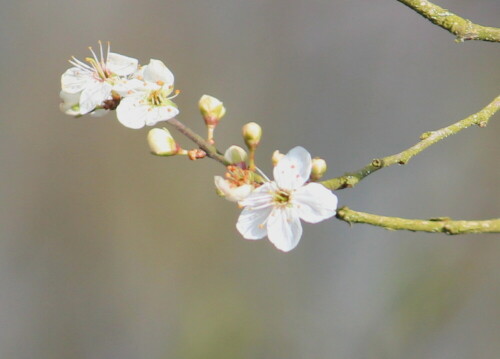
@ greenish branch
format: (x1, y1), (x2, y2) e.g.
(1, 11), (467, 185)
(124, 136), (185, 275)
(321, 94), (500, 190)
(397, 0), (500, 42)
(168, 118), (230, 165)
(337, 207), (500, 234)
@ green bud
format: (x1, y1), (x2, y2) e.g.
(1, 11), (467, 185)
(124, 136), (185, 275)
(242, 122), (262, 149)
(199, 94), (226, 126)
(310, 157), (328, 180)
(224, 145), (248, 164)
(147, 128), (179, 156)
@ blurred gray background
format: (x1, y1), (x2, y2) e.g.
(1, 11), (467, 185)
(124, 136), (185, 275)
(0, 0), (499, 358)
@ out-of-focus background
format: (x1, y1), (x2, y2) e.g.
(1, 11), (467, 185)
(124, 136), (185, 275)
(0, 0), (499, 358)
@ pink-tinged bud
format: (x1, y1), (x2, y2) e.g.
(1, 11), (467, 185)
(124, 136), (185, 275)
(242, 122), (262, 149)
(147, 128), (179, 156)
(271, 150), (285, 166)
(310, 157), (328, 180)
(199, 94), (226, 126)
(224, 145), (248, 165)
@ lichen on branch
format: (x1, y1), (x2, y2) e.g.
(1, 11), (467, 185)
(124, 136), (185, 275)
(321, 94), (500, 190)
(397, 0), (500, 42)
(337, 207), (500, 234)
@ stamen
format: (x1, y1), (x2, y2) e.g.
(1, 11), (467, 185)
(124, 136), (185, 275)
(255, 167), (270, 182)
(85, 53), (107, 80)
(168, 89), (181, 100)
(106, 41), (110, 64)
(70, 56), (93, 71)
(88, 46), (99, 64)
(98, 40), (105, 67)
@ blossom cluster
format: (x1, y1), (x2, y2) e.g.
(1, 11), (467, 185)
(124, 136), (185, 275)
(60, 43), (339, 252)
(60, 41), (179, 129)
(216, 146), (338, 252)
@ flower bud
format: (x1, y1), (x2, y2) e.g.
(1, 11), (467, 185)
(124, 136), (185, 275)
(310, 157), (328, 180)
(147, 128), (179, 156)
(242, 122), (262, 149)
(199, 94), (226, 126)
(224, 145), (248, 165)
(271, 150), (285, 166)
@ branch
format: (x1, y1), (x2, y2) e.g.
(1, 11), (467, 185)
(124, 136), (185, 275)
(321, 94), (500, 190)
(336, 207), (500, 234)
(168, 118), (230, 165)
(397, 0), (500, 42)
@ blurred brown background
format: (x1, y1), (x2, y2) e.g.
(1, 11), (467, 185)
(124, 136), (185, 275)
(0, 0), (499, 358)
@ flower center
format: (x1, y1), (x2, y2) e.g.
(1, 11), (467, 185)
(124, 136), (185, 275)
(145, 87), (179, 107)
(273, 189), (291, 205)
(146, 88), (168, 106)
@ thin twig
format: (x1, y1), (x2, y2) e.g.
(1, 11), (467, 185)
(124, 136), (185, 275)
(321, 94), (500, 190)
(397, 0), (500, 42)
(337, 207), (500, 234)
(168, 118), (230, 165)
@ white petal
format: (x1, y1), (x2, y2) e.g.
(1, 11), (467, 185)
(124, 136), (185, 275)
(79, 81), (112, 114)
(237, 206), (272, 240)
(229, 185), (253, 202)
(267, 207), (302, 252)
(116, 95), (149, 129)
(59, 90), (80, 107)
(60, 90), (81, 115)
(214, 176), (253, 202)
(273, 146), (312, 190)
(238, 182), (275, 209)
(90, 109), (109, 117)
(143, 59), (174, 86)
(293, 183), (338, 223)
(144, 106), (179, 126)
(112, 78), (144, 96)
(61, 67), (91, 93)
(106, 52), (138, 76)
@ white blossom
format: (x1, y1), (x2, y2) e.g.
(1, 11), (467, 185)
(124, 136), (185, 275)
(116, 59), (179, 129)
(236, 146), (338, 252)
(60, 41), (138, 115)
